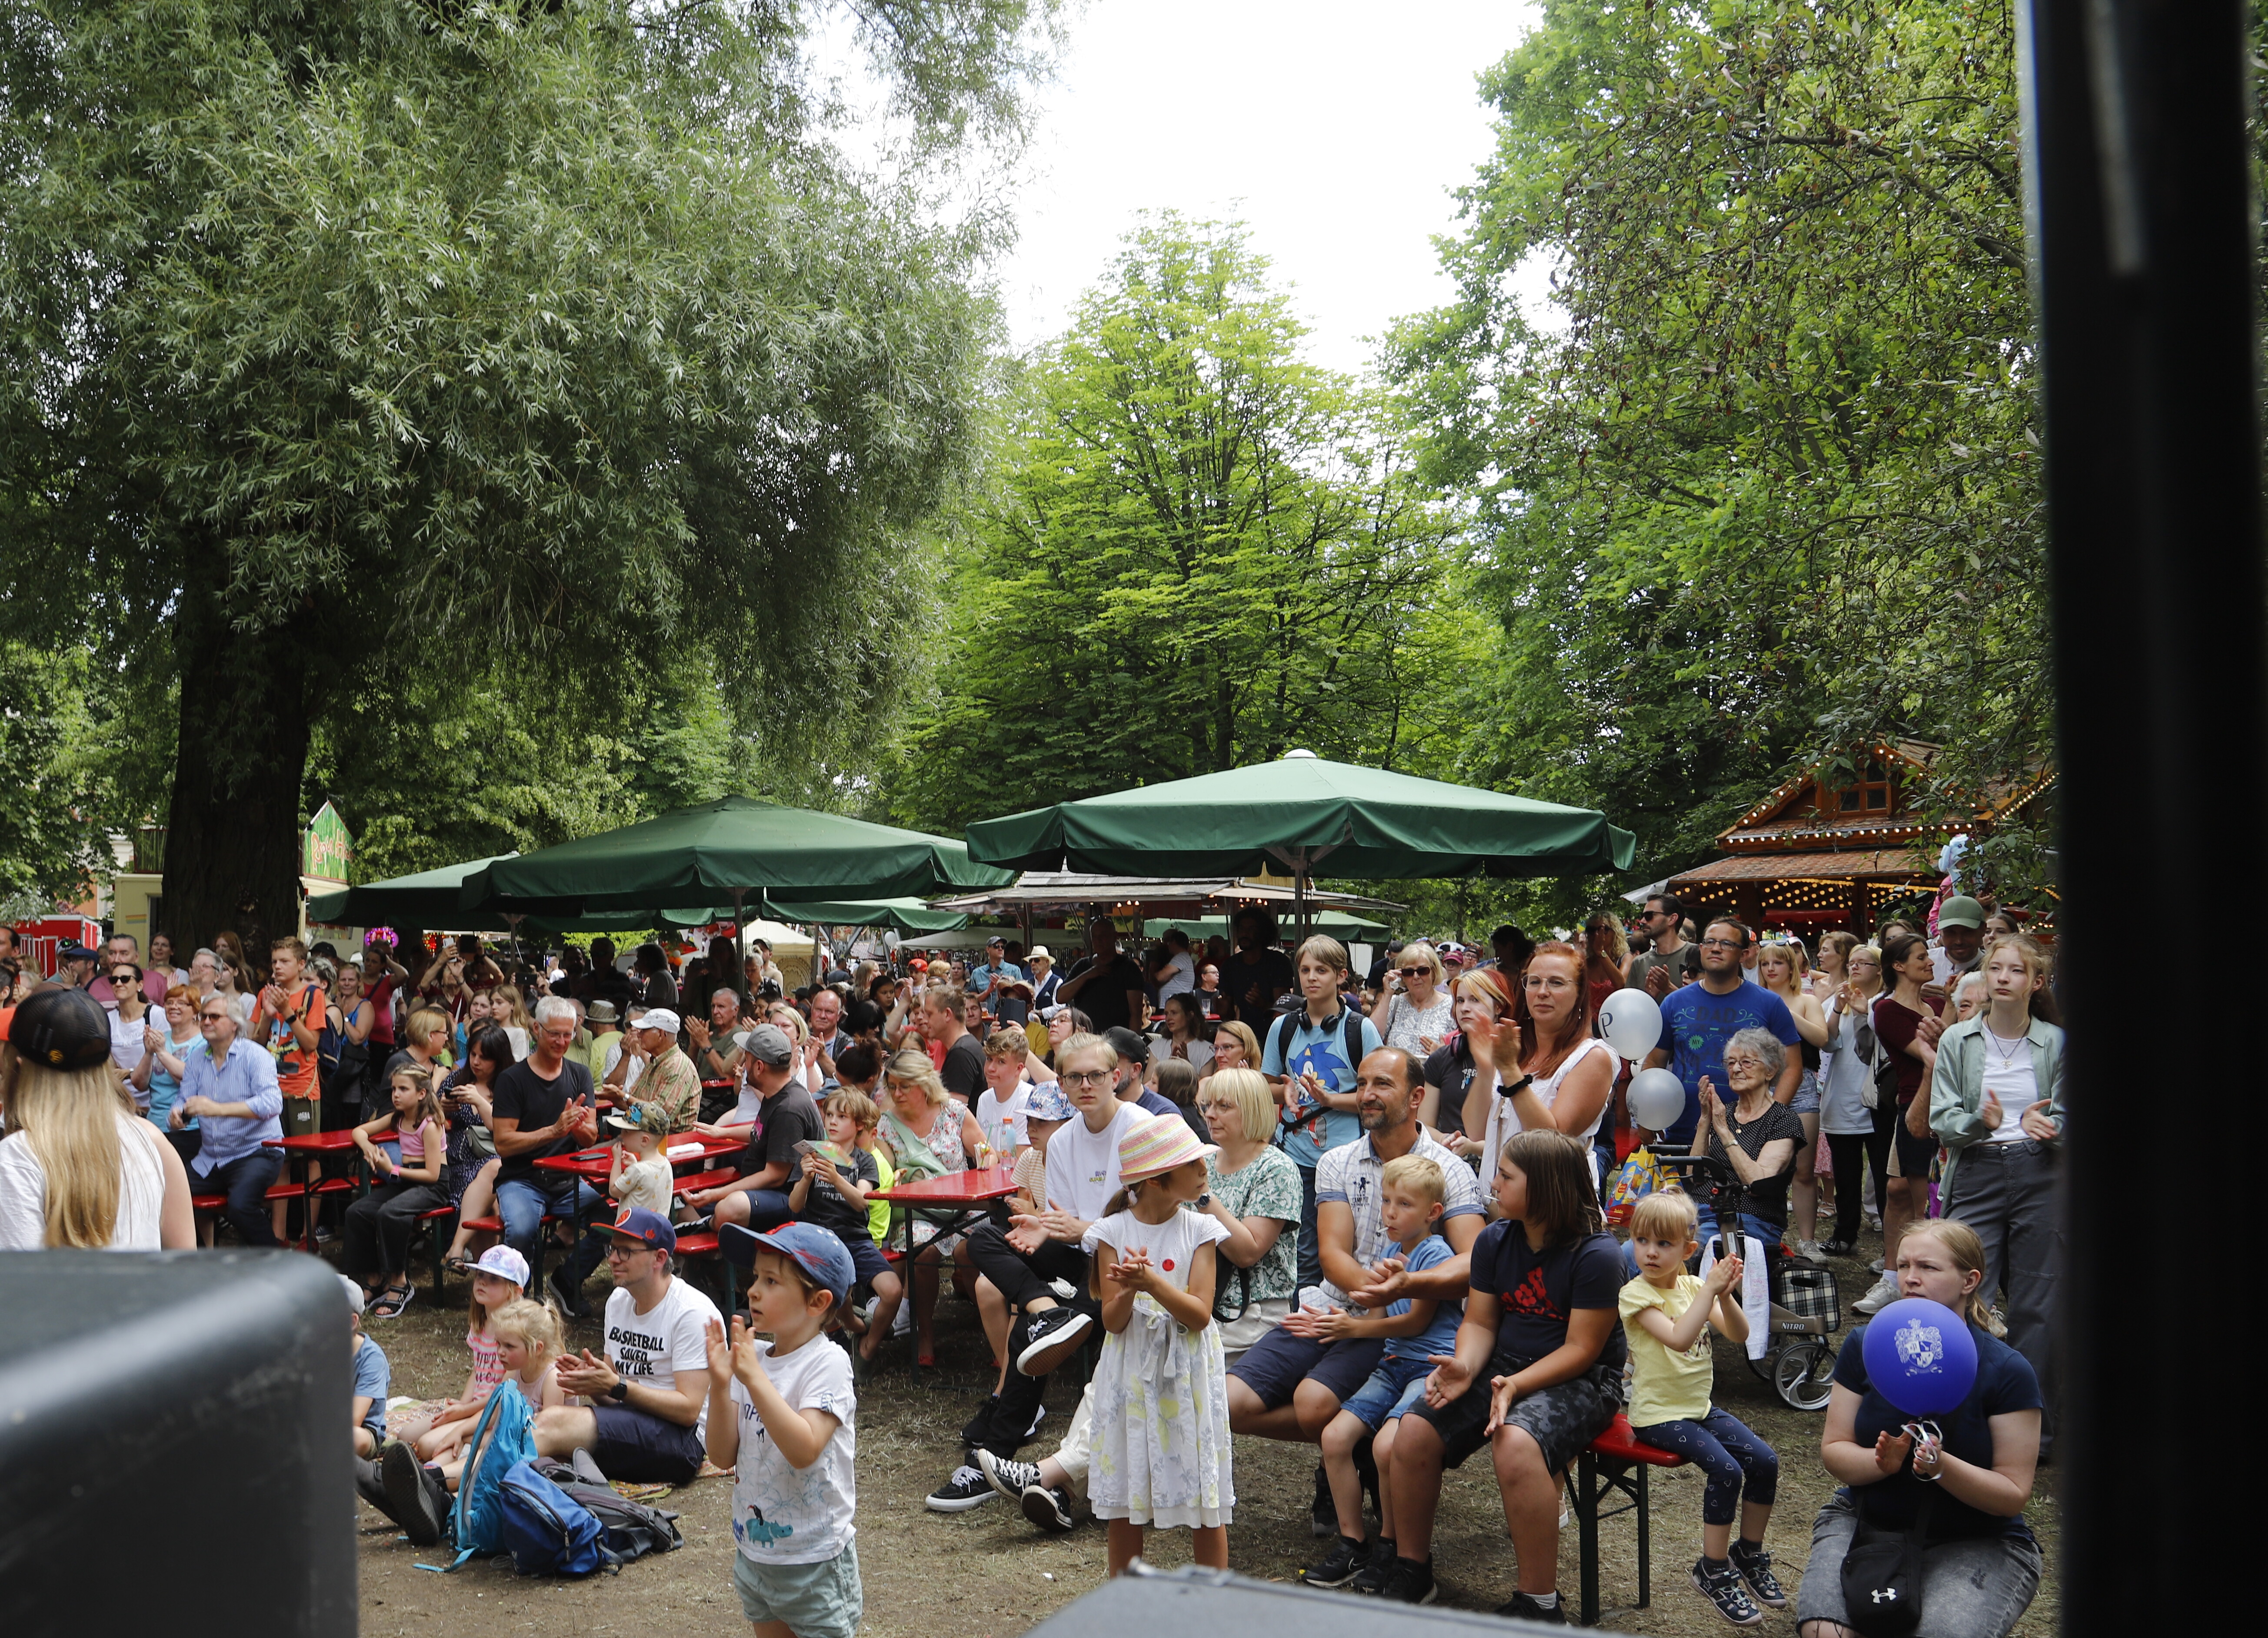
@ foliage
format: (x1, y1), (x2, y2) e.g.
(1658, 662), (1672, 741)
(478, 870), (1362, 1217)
(890, 216), (1476, 831)
(0, 0), (1058, 935)
(1392, 0), (2058, 903)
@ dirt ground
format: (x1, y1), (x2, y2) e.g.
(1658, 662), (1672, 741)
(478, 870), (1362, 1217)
(354, 1235), (2058, 1637)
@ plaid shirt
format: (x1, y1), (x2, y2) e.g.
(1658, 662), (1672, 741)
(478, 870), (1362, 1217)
(1314, 1125), (1485, 1308)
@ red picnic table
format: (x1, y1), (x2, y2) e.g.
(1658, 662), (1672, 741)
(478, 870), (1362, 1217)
(261, 1128), (363, 1252)
(869, 1162), (1019, 1377)
(525, 1131), (749, 1287)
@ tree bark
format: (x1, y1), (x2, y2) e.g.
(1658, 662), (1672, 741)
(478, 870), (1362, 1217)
(160, 576), (314, 966)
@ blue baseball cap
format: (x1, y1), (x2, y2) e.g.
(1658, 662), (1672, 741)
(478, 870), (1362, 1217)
(609, 1206), (677, 1252)
(719, 1221), (853, 1312)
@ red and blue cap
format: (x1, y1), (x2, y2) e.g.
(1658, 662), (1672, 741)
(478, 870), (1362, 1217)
(719, 1221), (853, 1312)
(609, 1206), (677, 1252)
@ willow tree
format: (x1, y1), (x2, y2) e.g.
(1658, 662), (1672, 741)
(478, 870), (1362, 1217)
(0, 0), (1054, 944)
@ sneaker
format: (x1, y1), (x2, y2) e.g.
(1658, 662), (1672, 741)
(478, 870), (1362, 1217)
(1046, 1277), (1079, 1300)
(1373, 1556), (1438, 1606)
(976, 1449), (1042, 1503)
(547, 1266), (586, 1319)
(1729, 1541), (1788, 1609)
(1868, 1256), (1886, 1274)
(1348, 1535), (1398, 1594)
(1496, 1591), (1567, 1625)
(1795, 1240), (1827, 1265)
(1819, 1239), (1855, 1258)
(381, 1441), (448, 1547)
(1692, 1558), (1764, 1626)
(1021, 1482), (1077, 1533)
(1310, 1461), (1334, 1538)
(1014, 1306), (1092, 1375)
(353, 1455), (395, 1519)
(1026, 1403), (1048, 1439)
(1862, 1209), (1882, 1232)
(1851, 1272), (1901, 1315)
(1300, 1534), (1369, 1588)
(925, 1465), (997, 1512)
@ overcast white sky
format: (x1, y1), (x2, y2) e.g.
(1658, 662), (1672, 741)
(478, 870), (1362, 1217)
(972, 1), (1539, 375)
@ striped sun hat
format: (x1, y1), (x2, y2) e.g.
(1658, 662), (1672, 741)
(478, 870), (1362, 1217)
(1116, 1113), (1219, 1184)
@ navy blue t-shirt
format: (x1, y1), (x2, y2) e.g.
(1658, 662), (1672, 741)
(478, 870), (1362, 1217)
(1652, 979), (1801, 1144)
(1833, 1320), (2042, 1540)
(1467, 1221), (1627, 1373)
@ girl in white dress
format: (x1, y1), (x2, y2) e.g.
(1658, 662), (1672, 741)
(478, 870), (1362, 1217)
(1086, 1115), (1234, 1575)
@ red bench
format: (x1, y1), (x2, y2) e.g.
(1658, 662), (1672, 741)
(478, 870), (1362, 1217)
(1569, 1410), (1688, 1627)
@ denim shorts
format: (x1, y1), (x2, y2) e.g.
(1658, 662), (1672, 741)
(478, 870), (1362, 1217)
(734, 1541), (863, 1638)
(1789, 1071), (1821, 1115)
(1338, 1353), (1435, 1431)
(1227, 1324), (1385, 1411)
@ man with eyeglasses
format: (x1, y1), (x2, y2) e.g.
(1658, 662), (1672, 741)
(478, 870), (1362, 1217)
(1639, 917), (1803, 1147)
(1624, 894), (1692, 998)
(173, 995), (284, 1245)
(491, 997), (604, 1309)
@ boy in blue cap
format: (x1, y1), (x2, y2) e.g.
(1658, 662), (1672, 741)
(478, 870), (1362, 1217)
(707, 1221), (861, 1638)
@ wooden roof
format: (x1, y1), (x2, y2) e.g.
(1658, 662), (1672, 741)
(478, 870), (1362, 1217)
(1718, 740), (2055, 857)
(1668, 850), (1940, 886)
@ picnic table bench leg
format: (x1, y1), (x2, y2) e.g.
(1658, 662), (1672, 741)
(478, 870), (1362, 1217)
(1577, 1450), (1602, 1627)
(1635, 1461), (1651, 1610)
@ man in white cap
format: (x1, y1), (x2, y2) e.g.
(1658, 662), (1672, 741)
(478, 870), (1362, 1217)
(622, 1007), (699, 1131)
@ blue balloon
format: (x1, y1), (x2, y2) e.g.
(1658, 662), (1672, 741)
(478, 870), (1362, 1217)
(1861, 1297), (1979, 1416)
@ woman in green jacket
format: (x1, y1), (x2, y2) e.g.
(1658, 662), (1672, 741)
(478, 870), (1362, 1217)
(1928, 935), (2063, 1421)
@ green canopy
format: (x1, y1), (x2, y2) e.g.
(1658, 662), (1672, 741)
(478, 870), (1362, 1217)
(461, 796), (1013, 917)
(966, 753), (1635, 880)
(309, 857), (729, 935)
(765, 897), (970, 935)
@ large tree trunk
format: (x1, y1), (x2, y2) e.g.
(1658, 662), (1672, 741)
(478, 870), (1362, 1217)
(160, 577), (314, 965)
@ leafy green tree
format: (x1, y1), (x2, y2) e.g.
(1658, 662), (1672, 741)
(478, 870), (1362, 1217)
(1, 0), (1054, 948)
(1392, 0), (2061, 896)
(892, 216), (1469, 831)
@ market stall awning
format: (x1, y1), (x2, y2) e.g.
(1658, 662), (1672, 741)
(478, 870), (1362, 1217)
(763, 897), (970, 935)
(932, 872), (1402, 920)
(1145, 911), (1384, 939)
(1666, 850), (1936, 885)
(966, 754), (1634, 880)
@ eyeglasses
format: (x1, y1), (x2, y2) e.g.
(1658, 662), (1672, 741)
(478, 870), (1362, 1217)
(199, 1011), (229, 1021)
(1723, 1056), (1765, 1071)
(1395, 967), (1431, 979)
(603, 1243), (655, 1261)
(1061, 1069), (1112, 1086)
(1699, 937), (1742, 950)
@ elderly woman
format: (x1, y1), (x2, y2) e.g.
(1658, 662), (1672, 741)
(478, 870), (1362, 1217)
(1693, 1026), (1807, 1248)
(1372, 939), (1453, 1061)
(878, 1048), (986, 1368)
(1799, 1218), (2043, 1638)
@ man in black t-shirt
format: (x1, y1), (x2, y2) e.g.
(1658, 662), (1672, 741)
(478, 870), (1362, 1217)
(1221, 908), (1296, 1029)
(490, 997), (604, 1304)
(682, 1024), (821, 1234)
(923, 984), (987, 1103)
(1055, 920), (1146, 1034)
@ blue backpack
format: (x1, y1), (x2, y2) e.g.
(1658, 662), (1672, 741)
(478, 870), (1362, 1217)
(417, 1379), (536, 1571)
(497, 1460), (618, 1578)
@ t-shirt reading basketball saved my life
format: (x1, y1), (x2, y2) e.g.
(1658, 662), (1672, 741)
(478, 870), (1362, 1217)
(603, 1275), (722, 1436)
(1466, 1220), (1628, 1373)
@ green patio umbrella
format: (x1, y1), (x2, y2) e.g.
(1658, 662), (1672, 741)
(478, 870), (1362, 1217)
(967, 751), (1634, 929)
(460, 796), (1013, 921)
(764, 897), (970, 935)
(309, 856), (729, 936)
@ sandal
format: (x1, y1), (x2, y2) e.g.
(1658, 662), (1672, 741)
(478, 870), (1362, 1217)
(443, 1255), (475, 1277)
(368, 1282), (415, 1320)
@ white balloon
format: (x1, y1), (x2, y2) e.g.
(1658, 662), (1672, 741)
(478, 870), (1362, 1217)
(1596, 987), (1663, 1062)
(1628, 1067), (1689, 1133)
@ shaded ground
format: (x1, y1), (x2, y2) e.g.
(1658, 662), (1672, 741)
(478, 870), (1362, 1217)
(355, 1236), (2057, 1636)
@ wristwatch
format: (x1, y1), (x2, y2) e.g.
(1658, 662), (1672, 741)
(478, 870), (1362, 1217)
(1496, 1073), (1534, 1098)
(606, 1379), (630, 1403)
(1196, 1193), (1212, 1209)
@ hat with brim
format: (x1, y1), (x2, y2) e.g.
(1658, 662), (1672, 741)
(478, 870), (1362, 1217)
(586, 1000), (620, 1024)
(637, 1008), (681, 1037)
(605, 1101), (669, 1137)
(1116, 1113), (1217, 1184)
(1025, 1081), (1075, 1123)
(719, 1221), (853, 1312)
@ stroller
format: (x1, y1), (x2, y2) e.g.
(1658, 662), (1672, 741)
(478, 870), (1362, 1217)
(1655, 1152), (1842, 1411)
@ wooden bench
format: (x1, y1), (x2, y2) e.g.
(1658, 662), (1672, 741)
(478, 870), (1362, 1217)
(1568, 1410), (1688, 1627)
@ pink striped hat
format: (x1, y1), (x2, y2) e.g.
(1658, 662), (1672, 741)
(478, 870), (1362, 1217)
(1117, 1114), (1218, 1184)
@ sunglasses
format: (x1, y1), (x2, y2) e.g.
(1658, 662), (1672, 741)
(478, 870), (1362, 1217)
(1396, 967), (1431, 978)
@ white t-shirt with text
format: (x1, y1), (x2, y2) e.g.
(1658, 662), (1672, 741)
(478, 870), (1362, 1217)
(1047, 1101), (1152, 1228)
(603, 1275), (723, 1436)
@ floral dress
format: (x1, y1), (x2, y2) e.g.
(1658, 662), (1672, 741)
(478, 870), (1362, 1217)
(1086, 1205), (1235, 1529)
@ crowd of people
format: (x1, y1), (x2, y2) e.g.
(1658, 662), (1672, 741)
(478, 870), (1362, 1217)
(0, 893), (2061, 1637)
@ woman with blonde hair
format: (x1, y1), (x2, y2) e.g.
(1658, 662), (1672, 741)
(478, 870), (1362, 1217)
(0, 989), (196, 1249)
(1199, 1018), (1261, 1086)
(879, 1047), (986, 1368)
(1756, 939), (1829, 1261)
(1193, 1068), (1302, 1359)
(1371, 939), (1453, 1062)
(488, 982), (532, 1061)
(1422, 966), (1516, 1155)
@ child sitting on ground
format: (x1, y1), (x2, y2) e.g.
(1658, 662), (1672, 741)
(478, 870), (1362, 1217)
(789, 1088), (902, 1372)
(1298, 1154), (1463, 1590)
(1087, 1116), (1234, 1576)
(436, 1296), (567, 1487)
(346, 1276), (390, 1459)
(1620, 1188), (1783, 1626)
(706, 1223), (863, 1638)
(383, 1246), (529, 1460)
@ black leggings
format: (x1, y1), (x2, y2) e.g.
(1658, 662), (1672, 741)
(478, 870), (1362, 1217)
(341, 1177), (450, 1277)
(965, 1220), (1093, 1316)
(1826, 1103), (1895, 1245)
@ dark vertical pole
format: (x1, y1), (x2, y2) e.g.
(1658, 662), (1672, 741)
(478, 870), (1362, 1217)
(2028, 2), (2260, 1631)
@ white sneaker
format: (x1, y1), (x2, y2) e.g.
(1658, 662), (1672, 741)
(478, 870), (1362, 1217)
(1796, 1241), (1827, 1265)
(1851, 1273), (1901, 1315)
(891, 1303), (912, 1338)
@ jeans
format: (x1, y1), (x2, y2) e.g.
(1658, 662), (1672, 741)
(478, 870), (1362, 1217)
(1293, 1163), (1321, 1293)
(341, 1177), (450, 1278)
(192, 1149), (283, 1246)
(496, 1177), (605, 1284)
(1942, 1142), (2060, 1414)
(1631, 1407), (1778, 1525)
(1795, 1492), (2043, 1638)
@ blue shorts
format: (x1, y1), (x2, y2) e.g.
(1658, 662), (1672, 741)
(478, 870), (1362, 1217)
(1338, 1353), (1434, 1431)
(733, 1541), (862, 1638)
(819, 1220), (892, 1294)
(590, 1403), (706, 1486)
(1789, 1071), (1821, 1115)
(1226, 1323), (1385, 1411)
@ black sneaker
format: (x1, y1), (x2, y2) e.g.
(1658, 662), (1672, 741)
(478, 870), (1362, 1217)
(353, 1455), (394, 1520)
(1014, 1306), (1092, 1375)
(1691, 1558), (1765, 1627)
(546, 1266), (586, 1319)
(976, 1449), (1042, 1503)
(1819, 1239), (1855, 1258)
(925, 1465), (997, 1512)
(1374, 1556), (1438, 1606)
(1300, 1534), (1369, 1588)
(1348, 1535), (1398, 1594)
(1496, 1591), (1568, 1624)
(1310, 1461), (1335, 1537)
(1021, 1482), (1077, 1533)
(381, 1441), (447, 1547)
(1728, 1542), (1788, 1609)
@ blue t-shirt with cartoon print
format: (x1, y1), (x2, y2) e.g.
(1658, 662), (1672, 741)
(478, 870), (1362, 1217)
(1262, 1008), (1384, 1167)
